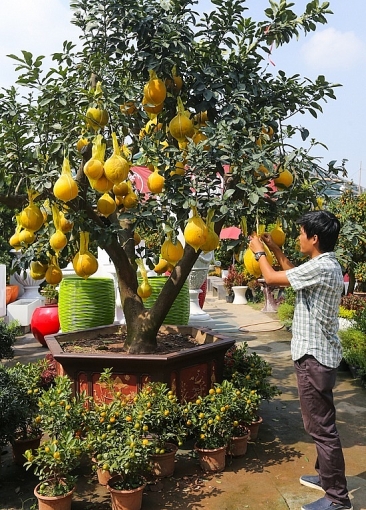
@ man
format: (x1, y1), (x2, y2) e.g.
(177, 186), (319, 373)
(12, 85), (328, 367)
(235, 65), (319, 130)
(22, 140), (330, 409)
(249, 210), (352, 510)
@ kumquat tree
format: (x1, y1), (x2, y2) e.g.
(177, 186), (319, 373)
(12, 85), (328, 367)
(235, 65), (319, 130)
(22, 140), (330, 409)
(0, 0), (345, 353)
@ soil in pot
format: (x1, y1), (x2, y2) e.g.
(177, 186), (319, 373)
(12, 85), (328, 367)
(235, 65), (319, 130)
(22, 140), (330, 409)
(34, 481), (74, 510)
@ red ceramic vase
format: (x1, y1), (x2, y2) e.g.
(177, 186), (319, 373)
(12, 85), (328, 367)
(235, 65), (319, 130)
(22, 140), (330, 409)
(31, 304), (60, 347)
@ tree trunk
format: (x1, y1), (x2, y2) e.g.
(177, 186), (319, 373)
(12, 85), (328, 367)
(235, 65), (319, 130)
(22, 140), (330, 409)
(105, 237), (199, 353)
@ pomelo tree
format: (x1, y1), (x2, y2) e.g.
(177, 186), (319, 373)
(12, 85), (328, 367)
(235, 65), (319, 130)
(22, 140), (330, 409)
(0, 0), (343, 352)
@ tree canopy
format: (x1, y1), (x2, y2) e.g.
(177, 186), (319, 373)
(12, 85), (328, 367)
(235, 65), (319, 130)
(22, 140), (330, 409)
(0, 0), (344, 352)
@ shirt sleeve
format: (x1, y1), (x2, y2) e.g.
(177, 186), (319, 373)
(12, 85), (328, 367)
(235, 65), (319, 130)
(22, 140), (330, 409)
(286, 259), (321, 291)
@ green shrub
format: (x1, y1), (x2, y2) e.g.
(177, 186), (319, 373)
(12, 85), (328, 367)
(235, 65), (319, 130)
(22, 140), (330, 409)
(339, 328), (366, 371)
(353, 307), (366, 335)
(0, 319), (21, 361)
(277, 302), (295, 328)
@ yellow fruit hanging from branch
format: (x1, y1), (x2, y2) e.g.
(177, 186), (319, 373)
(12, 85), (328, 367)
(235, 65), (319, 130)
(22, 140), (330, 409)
(73, 231), (98, 279)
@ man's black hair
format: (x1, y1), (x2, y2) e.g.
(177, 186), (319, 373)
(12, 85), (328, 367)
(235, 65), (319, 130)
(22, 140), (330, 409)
(297, 210), (340, 253)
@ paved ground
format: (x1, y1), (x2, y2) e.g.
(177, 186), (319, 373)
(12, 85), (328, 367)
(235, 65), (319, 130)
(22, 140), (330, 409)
(1, 293), (366, 510)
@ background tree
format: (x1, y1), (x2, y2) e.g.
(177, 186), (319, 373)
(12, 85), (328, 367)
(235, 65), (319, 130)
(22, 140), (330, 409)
(0, 0), (344, 352)
(329, 190), (366, 292)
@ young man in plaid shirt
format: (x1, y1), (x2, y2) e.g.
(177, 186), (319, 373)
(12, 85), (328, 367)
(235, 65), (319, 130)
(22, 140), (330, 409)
(249, 211), (352, 510)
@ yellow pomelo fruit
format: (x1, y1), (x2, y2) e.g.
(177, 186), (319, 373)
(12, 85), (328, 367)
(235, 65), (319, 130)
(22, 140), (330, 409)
(113, 181), (129, 196)
(114, 195), (125, 207)
(86, 107), (109, 131)
(142, 96), (164, 114)
(200, 229), (219, 252)
(134, 232), (141, 245)
(73, 252), (98, 279)
(147, 170), (165, 194)
(104, 154), (129, 184)
(169, 113), (194, 142)
(270, 224), (286, 247)
(9, 233), (21, 250)
(243, 244), (273, 278)
(59, 212), (74, 233)
(120, 101), (136, 115)
(153, 258), (169, 274)
(97, 193), (117, 217)
(76, 137), (88, 152)
(45, 263), (63, 285)
(50, 229), (67, 253)
(90, 175), (114, 193)
(18, 229), (36, 245)
(123, 192), (138, 209)
(18, 229), (35, 245)
(137, 280), (153, 299)
(161, 238), (184, 264)
(54, 174), (78, 202)
(30, 261), (48, 280)
(19, 204), (44, 232)
(184, 215), (208, 252)
(84, 158), (104, 180)
(274, 167), (293, 188)
(143, 77), (166, 106)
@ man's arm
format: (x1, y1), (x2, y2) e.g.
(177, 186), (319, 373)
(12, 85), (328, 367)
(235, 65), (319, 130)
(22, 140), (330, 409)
(249, 234), (292, 287)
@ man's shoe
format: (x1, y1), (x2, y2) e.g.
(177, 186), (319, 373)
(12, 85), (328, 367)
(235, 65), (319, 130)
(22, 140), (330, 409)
(301, 496), (353, 510)
(300, 475), (324, 491)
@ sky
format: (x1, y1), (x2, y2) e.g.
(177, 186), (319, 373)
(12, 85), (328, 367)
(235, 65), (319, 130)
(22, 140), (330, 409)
(1, 0), (365, 187)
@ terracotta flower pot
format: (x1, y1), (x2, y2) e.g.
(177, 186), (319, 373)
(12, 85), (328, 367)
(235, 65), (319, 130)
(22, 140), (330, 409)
(227, 432), (249, 457)
(6, 285), (19, 305)
(107, 475), (146, 510)
(12, 435), (42, 466)
(247, 416), (263, 441)
(194, 444), (226, 472)
(150, 443), (178, 478)
(34, 481), (74, 510)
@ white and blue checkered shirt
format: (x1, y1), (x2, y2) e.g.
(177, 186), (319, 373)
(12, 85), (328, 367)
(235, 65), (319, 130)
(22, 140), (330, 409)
(286, 252), (343, 368)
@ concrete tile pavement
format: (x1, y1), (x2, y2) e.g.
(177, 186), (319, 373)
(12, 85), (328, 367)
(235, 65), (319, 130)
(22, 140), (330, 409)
(1, 293), (366, 509)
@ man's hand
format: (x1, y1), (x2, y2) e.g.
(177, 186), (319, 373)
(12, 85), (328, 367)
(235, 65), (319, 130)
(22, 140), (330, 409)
(260, 233), (277, 251)
(249, 235), (264, 253)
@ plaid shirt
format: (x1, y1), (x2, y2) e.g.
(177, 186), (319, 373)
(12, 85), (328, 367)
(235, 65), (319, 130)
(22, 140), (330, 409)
(286, 252), (343, 368)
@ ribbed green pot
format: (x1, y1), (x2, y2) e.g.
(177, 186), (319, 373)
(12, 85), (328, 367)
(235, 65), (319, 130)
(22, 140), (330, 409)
(59, 277), (115, 333)
(141, 276), (190, 325)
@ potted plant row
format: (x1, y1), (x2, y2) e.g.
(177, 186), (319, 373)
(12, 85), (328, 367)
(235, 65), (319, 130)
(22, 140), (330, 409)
(19, 341), (281, 510)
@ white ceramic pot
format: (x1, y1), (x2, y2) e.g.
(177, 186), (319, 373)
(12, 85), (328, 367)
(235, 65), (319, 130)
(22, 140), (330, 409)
(232, 286), (248, 304)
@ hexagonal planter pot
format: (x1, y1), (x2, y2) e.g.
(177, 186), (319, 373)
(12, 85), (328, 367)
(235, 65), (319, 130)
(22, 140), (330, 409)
(45, 325), (235, 402)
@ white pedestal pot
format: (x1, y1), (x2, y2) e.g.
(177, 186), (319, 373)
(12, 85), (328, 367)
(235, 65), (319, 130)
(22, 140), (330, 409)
(232, 286), (248, 305)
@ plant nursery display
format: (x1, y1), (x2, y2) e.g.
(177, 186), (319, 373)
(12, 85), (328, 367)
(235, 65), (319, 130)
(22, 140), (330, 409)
(0, 0), (343, 357)
(24, 375), (90, 506)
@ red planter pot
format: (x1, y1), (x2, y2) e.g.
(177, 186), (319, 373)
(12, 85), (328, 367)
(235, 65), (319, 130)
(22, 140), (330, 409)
(31, 304), (60, 347)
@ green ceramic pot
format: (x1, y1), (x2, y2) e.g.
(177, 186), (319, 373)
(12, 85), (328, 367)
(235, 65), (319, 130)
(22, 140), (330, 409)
(141, 276), (190, 325)
(59, 277), (115, 333)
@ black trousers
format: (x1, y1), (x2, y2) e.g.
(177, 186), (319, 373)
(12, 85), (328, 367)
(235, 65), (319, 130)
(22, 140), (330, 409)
(294, 355), (351, 506)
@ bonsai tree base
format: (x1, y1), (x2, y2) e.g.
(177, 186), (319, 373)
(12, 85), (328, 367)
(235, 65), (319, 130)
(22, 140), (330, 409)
(45, 324), (235, 402)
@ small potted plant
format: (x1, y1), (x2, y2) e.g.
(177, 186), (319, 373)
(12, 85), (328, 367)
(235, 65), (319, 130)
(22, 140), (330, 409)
(223, 264), (249, 303)
(39, 283), (59, 305)
(8, 360), (48, 465)
(0, 318), (21, 362)
(224, 343), (281, 439)
(184, 381), (237, 473)
(24, 375), (90, 507)
(134, 381), (186, 478)
(86, 370), (154, 509)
